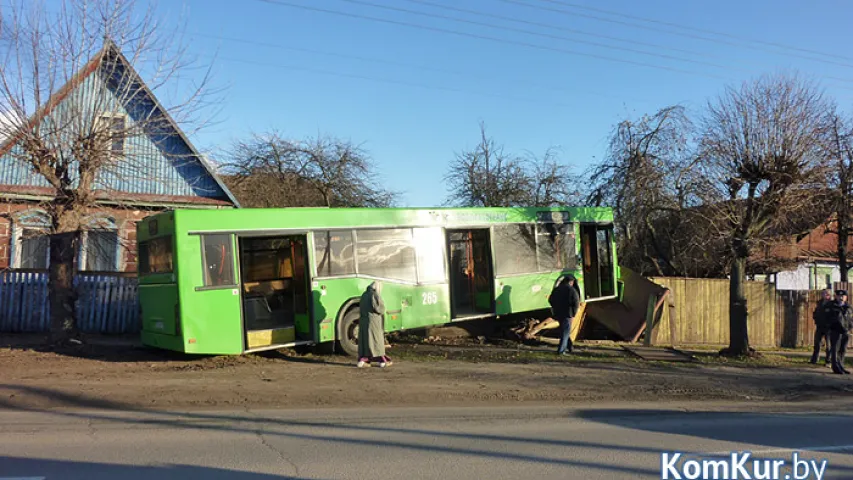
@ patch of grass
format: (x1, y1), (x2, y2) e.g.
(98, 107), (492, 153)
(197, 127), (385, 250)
(691, 351), (812, 368)
(390, 344), (656, 366)
(678, 344), (812, 354)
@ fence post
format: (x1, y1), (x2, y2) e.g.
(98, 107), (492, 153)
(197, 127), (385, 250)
(668, 294), (677, 345)
(644, 296), (655, 346)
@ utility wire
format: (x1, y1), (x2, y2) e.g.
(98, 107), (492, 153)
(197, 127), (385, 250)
(401, 0), (732, 62)
(212, 53), (626, 110)
(398, 0), (853, 87)
(528, 0), (853, 64)
(252, 0), (853, 90)
(252, 0), (734, 81)
(331, 0), (744, 74)
(192, 32), (653, 105)
(504, 0), (853, 71)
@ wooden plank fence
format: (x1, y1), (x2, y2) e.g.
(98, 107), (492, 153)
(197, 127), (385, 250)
(649, 277), (778, 347)
(0, 270), (139, 334)
(776, 282), (853, 348)
(646, 278), (853, 348)
(776, 290), (820, 348)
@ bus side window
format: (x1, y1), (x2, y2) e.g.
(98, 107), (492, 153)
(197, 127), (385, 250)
(355, 228), (417, 283)
(413, 227), (445, 284)
(201, 234), (236, 287)
(493, 224), (537, 276)
(535, 223), (576, 272)
(313, 230), (355, 277)
(139, 236), (173, 274)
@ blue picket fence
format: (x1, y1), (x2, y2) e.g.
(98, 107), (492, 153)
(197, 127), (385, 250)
(0, 270), (139, 334)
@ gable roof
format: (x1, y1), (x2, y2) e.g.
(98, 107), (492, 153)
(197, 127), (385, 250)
(0, 39), (240, 208)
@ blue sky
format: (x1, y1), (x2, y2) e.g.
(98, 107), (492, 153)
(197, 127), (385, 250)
(149, 0), (853, 207)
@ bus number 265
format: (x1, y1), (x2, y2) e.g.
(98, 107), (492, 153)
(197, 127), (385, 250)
(422, 292), (438, 305)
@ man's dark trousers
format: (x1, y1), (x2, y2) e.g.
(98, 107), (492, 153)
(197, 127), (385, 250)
(557, 317), (573, 354)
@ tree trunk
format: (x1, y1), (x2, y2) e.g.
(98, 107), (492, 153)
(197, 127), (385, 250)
(47, 231), (78, 344)
(839, 223), (849, 284)
(722, 242), (752, 357)
(839, 187), (849, 283)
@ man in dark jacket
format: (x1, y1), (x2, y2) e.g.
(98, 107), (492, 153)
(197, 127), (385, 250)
(810, 289), (833, 365)
(549, 275), (580, 355)
(825, 289), (852, 375)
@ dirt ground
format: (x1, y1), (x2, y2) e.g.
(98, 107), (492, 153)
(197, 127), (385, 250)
(1, 336), (852, 412)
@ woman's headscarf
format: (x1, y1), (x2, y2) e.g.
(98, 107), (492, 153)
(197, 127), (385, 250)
(370, 280), (383, 295)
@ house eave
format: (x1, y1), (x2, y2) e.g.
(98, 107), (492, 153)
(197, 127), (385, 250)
(0, 189), (233, 209)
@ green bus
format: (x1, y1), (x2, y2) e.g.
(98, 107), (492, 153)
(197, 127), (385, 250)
(136, 207), (619, 355)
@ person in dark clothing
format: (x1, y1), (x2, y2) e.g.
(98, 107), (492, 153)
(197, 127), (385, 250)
(548, 275), (581, 355)
(810, 289), (833, 365)
(825, 290), (852, 375)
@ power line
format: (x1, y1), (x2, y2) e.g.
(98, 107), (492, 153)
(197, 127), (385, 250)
(251, 0), (734, 81)
(331, 0), (745, 75)
(397, 0), (853, 88)
(192, 32), (653, 105)
(504, 0), (853, 71)
(251, 0), (853, 91)
(211, 53), (627, 111)
(398, 0), (853, 86)
(529, 0), (853, 64)
(400, 0), (730, 62)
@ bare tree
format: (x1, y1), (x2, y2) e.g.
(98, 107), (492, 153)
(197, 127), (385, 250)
(222, 131), (398, 208)
(526, 147), (581, 207)
(823, 111), (853, 282)
(585, 106), (718, 276)
(0, 0), (218, 343)
(698, 73), (831, 356)
(444, 122), (576, 207)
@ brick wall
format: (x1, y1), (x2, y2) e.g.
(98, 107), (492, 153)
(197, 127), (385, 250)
(0, 202), (31, 269)
(0, 200), (156, 272)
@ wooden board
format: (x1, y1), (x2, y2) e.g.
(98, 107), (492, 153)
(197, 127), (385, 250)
(570, 302), (587, 342)
(246, 327), (295, 349)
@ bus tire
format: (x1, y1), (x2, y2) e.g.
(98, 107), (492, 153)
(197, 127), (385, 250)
(336, 306), (360, 357)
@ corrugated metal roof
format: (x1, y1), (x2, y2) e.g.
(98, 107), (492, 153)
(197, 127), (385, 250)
(0, 43), (235, 205)
(798, 249), (853, 260)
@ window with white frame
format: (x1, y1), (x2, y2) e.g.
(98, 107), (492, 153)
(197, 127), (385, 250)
(11, 211), (122, 272)
(79, 216), (121, 272)
(12, 210), (50, 269)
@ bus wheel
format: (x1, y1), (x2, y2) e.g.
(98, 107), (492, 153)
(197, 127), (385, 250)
(336, 307), (360, 357)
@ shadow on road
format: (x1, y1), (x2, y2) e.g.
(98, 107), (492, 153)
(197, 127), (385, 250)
(0, 456), (311, 479)
(4, 384), (853, 477)
(0, 384), (661, 477)
(574, 408), (853, 476)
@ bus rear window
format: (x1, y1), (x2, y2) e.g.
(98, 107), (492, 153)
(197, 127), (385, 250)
(139, 236), (173, 274)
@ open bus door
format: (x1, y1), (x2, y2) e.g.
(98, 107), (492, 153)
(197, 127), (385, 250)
(579, 224), (616, 300)
(447, 229), (495, 320)
(238, 234), (313, 352)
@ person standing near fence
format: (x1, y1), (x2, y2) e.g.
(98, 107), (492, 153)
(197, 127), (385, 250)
(826, 290), (852, 375)
(548, 275), (580, 355)
(810, 289), (833, 366)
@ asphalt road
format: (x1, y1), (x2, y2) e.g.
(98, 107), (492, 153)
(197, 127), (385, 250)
(2, 403), (853, 479)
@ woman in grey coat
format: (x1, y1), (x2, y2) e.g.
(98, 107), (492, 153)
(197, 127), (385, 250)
(357, 281), (392, 368)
